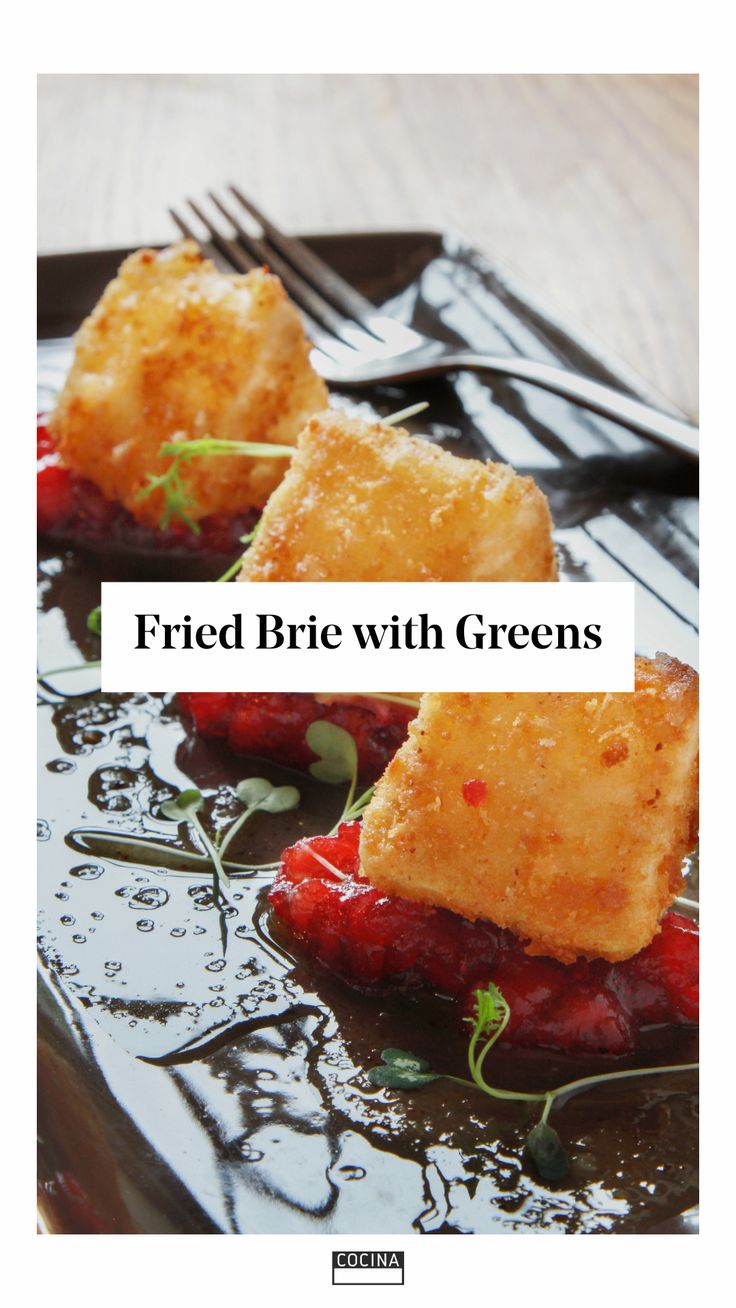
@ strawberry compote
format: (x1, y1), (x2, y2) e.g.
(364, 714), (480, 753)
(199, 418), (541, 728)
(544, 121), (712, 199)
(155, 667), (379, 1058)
(37, 417), (256, 555)
(177, 692), (415, 779)
(268, 821), (699, 1056)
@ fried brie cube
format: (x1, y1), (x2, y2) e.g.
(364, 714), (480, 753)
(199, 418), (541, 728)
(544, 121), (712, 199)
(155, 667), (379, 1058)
(238, 410), (557, 581)
(49, 242), (328, 525)
(359, 656), (699, 962)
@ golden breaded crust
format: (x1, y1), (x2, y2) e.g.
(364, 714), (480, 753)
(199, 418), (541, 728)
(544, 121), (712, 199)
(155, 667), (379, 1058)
(359, 656), (698, 962)
(49, 242), (328, 524)
(238, 411), (557, 581)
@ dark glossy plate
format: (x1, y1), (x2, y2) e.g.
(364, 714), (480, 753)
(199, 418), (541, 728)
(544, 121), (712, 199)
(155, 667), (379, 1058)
(37, 233), (699, 1235)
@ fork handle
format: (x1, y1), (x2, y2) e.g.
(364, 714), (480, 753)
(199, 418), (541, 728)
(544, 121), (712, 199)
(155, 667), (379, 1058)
(410, 352), (699, 460)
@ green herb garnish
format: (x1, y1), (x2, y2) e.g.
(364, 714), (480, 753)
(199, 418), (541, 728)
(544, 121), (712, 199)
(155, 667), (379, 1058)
(305, 720), (375, 829)
(66, 773), (298, 955)
(157, 776), (301, 953)
(216, 522), (262, 583)
(160, 787), (231, 891)
(357, 693), (421, 709)
(218, 777), (299, 858)
(524, 1121), (570, 1181)
(306, 720), (358, 786)
(383, 401), (429, 426)
(66, 827), (281, 876)
(367, 981), (698, 1184)
(368, 1049), (440, 1090)
(160, 438), (296, 462)
(135, 401), (430, 533)
(157, 776), (302, 888)
(135, 438), (295, 532)
(135, 456), (202, 534)
(85, 777), (298, 880)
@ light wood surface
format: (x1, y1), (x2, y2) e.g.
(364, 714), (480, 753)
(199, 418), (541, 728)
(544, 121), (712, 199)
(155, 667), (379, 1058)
(37, 74), (698, 416)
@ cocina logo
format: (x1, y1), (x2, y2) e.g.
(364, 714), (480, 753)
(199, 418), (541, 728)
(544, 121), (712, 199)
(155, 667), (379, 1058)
(331, 1251), (404, 1284)
(335, 1253), (401, 1267)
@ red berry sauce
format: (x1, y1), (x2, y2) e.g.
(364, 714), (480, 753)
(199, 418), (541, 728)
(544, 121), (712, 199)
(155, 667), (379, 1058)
(268, 821), (699, 1056)
(37, 418), (257, 556)
(177, 692), (415, 780)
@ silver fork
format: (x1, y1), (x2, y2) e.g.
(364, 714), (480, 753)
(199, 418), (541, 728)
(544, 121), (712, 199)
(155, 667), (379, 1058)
(170, 188), (698, 461)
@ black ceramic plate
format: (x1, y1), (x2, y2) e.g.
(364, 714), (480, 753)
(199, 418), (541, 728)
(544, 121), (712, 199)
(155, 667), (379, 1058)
(37, 233), (699, 1235)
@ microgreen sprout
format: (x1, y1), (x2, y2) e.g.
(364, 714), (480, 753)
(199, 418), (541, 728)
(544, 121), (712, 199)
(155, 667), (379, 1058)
(367, 981), (698, 1184)
(157, 776), (301, 953)
(218, 777), (300, 858)
(524, 1121), (570, 1181)
(675, 895), (700, 915)
(305, 846), (349, 882)
(383, 401), (429, 427)
(159, 788), (231, 892)
(159, 438), (296, 462)
(66, 827), (281, 876)
(358, 693), (421, 709)
(136, 438), (295, 532)
(341, 784), (376, 823)
(77, 772), (305, 883)
(136, 457), (202, 534)
(216, 523), (262, 583)
(156, 776), (302, 887)
(305, 720), (375, 830)
(307, 720), (358, 788)
(159, 786), (234, 952)
(71, 721), (376, 885)
(239, 522), (261, 548)
(136, 403), (430, 532)
(367, 1049), (440, 1090)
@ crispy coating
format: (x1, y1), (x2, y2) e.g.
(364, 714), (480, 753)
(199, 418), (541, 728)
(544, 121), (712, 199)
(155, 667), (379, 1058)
(238, 410), (557, 581)
(359, 656), (699, 962)
(49, 242), (328, 524)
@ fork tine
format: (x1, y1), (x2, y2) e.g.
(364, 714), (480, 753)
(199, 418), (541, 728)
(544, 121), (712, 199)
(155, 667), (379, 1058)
(169, 207), (204, 246)
(170, 204), (256, 276)
(207, 191), (367, 348)
(228, 184), (380, 329)
(175, 199), (324, 346)
(181, 196), (346, 365)
(204, 195), (271, 267)
(185, 199), (259, 274)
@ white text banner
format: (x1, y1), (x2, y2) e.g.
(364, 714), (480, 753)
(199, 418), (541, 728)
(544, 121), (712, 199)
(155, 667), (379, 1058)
(100, 581), (635, 693)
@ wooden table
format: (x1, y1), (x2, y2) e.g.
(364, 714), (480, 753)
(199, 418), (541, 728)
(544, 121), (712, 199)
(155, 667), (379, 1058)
(37, 74), (698, 417)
